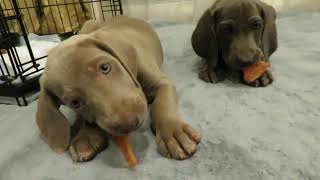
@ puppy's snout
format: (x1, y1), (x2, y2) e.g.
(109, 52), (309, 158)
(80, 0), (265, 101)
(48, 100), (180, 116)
(113, 112), (141, 134)
(239, 60), (254, 68)
(237, 51), (260, 68)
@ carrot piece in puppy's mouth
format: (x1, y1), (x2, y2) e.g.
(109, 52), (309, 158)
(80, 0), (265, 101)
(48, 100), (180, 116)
(243, 61), (270, 83)
(112, 135), (138, 168)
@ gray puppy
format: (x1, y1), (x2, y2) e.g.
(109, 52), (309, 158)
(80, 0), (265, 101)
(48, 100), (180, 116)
(192, 0), (278, 87)
(36, 16), (201, 162)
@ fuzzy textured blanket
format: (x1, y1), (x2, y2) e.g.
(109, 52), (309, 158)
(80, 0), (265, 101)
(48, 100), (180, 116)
(0, 11), (319, 180)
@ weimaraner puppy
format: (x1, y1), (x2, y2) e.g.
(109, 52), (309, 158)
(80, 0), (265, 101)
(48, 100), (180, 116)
(192, 0), (278, 87)
(36, 16), (201, 162)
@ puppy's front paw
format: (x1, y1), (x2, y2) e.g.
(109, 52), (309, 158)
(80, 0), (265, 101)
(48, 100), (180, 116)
(198, 62), (224, 83)
(156, 121), (201, 160)
(248, 71), (274, 87)
(69, 128), (108, 162)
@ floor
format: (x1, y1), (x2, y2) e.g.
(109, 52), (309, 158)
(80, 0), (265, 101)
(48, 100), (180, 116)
(0, 11), (319, 180)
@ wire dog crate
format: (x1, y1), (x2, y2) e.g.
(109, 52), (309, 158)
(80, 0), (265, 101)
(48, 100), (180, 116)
(0, 0), (123, 106)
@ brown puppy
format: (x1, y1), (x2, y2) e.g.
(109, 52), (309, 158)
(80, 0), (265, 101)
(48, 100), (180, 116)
(36, 16), (201, 162)
(192, 0), (278, 87)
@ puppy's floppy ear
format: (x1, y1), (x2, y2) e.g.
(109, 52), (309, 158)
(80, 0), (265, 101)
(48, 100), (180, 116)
(258, 1), (278, 60)
(36, 76), (70, 153)
(191, 5), (219, 68)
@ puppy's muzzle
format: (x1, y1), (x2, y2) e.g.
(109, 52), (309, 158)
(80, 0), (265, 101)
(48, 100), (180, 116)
(112, 112), (143, 134)
(236, 50), (262, 68)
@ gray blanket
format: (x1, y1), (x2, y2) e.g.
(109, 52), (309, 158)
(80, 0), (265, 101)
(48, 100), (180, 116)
(0, 11), (319, 180)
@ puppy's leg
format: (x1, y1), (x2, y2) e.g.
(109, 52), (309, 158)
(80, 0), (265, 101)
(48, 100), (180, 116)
(246, 70), (274, 87)
(69, 119), (108, 162)
(150, 79), (201, 160)
(198, 61), (225, 83)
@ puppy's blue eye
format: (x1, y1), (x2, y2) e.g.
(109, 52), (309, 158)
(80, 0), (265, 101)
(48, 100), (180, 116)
(252, 21), (262, 30)
(70, 98), (83, 109)
(99, 63), (111, 74)
(220, 25), (234, 34)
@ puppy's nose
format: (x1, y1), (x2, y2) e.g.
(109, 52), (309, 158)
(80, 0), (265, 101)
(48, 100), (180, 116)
(239, 61), (254, 68)
(238, 53), (259, 68)
(114, 113), (140, 134)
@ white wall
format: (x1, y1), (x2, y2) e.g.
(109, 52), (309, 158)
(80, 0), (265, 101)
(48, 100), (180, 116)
(122, 0), (193, 22)
(193, 0), (320, 20)
(121, 0), (320, 22)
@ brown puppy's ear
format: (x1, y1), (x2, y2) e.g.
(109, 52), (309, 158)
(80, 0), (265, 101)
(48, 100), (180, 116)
(259, 1), (278, 60)
(36, 76), (70, 153)
(191, 6), (219, 68)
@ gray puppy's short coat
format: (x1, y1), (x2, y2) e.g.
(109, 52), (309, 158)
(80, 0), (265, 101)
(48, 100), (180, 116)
(192, 0), (278, 87)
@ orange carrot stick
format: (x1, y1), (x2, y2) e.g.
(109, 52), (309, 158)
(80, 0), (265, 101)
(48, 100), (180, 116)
(112, 135), (138, 168)
(243, 61), (269, 83)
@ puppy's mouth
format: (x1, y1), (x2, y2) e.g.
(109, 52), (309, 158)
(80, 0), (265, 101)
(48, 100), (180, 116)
(112, 117), (144, 135)
(224, 56), (262, 70)
(238, 61), (257, 69)
(222, 48), (265, 70)
(96, 115), (145, 136)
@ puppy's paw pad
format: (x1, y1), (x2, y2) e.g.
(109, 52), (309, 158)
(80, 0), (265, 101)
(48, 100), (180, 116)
(156, 122), (201, 160)
(199, 69), (222, 83)
(198, 63), (223, 83)
(248, 71), (273, 87)
(182, 125), (201, 143)
(87, 131), (108, 152)
(199, 70), (212, 83)
(167, 138), (188, 160)
(69, 137), (96, 162)
(156, 137), (171, 159)
(69, 128), (108, 162)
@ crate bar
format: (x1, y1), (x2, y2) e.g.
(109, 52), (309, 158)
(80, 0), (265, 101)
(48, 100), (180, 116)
(118, 0), (123, 14)
(11, 0), (38, 71)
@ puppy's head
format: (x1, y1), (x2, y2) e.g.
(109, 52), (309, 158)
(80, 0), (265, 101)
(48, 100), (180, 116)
(36, 34), (148, 152)
(192, 0), (277, 70)
(216, 0), (266, 69)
